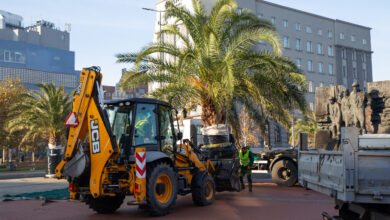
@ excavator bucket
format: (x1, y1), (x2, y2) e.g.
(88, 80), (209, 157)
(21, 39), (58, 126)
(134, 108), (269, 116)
(200, 143), (240, 192)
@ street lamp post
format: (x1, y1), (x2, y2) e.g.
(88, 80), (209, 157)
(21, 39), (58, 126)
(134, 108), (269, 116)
(142, 7), (165, 88)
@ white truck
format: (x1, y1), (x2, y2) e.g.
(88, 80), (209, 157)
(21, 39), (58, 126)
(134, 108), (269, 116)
(298, 127), (390, 219)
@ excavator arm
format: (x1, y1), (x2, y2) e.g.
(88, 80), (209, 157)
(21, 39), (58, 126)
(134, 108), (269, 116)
(56, 67), (120, 198)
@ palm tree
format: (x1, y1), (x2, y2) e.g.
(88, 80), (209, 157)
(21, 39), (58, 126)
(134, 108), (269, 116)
(289, 111), (317, 147)
(117, 0), (308, 141)
(7, 83), (72, 175)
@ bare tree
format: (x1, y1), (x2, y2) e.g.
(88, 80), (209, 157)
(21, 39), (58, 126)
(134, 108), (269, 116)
(239, 107), (260, 147)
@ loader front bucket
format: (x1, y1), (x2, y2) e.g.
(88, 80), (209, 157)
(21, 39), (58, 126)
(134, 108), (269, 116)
(200, 143), (240, 192)
(212, 158), (240, 192)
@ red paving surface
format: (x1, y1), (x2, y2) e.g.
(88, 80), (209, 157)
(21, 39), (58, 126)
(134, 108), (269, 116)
(0, 182), (337, 220)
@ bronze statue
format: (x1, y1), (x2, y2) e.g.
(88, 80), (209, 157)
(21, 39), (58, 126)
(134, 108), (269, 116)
(328, 97), (342, 139)
(341, 88), (352, 127)
(349, 83), (366, 133)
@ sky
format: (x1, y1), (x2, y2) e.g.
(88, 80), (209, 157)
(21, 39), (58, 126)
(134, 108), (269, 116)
(2, 0), (389, 86)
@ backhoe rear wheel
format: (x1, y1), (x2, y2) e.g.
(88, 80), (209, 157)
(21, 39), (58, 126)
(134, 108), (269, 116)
(192, 174), (215, 206)
(146, 162), (177, 216)
(85, 194), (124, 214)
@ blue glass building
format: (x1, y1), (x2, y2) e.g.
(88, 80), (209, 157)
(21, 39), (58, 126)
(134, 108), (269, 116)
(0, 10), (78, 92)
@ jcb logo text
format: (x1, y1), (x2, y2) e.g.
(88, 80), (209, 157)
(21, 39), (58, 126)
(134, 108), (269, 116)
(90, 119), (100, 154)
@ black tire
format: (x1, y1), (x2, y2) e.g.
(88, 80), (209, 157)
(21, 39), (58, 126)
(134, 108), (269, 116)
(85, 194), (124, 214)
(192, 174), (215, 206)
(271, 160), (297, 187)
(146, 162), (178, 216)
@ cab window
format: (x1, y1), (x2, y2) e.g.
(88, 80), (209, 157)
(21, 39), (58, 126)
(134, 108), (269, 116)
(159, 106), (174, 156)
(134, 104), (158, 146)
(111, 106), (132, 158)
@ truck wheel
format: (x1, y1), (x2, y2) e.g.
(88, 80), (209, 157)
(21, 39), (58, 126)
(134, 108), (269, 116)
(271, 160), (297, 187)
(85, 194), (124, 214)
(146, 162), (178, 216)
(192, 174), (215, 206)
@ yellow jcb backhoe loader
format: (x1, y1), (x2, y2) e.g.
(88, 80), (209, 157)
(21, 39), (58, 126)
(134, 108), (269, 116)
(56, 67), (240, 216)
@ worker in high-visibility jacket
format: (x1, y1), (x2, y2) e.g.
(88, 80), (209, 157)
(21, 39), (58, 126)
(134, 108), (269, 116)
(135, 118), (149, 136)
(134, 113), (152, 144)
(239, 146), (255, 192)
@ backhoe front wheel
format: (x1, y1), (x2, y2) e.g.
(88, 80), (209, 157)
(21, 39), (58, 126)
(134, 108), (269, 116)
(192, 173), (215, 206)
(146, 162), (178, 216)
(85, 194), (124, 214)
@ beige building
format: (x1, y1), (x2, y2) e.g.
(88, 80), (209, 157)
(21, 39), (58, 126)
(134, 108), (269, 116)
(151, 0), (372, 148)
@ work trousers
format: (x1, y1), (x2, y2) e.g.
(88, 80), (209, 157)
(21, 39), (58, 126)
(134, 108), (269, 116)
(239, 166), (252, 190)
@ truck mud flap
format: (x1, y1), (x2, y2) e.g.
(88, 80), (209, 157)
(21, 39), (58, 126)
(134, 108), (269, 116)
(212, 159), (240, 192)
(63, 142), (90, 178)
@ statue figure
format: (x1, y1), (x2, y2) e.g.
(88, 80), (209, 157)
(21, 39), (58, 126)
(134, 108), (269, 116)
(349, 82), (366, 133)
(341, 88), (352, 127)
(328, 97), (342, 139)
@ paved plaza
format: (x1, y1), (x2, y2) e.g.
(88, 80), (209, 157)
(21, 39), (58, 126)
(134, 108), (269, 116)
(0, 177), (337, 220)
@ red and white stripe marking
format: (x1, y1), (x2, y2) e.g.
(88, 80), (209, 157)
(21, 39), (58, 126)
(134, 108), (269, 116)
(136, 152), (146, 178)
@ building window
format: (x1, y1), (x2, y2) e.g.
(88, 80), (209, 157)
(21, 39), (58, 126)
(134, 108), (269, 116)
(308, 81), (313, 92)
(328, 31), (333, 39)
(351, 35), (355, 42)
(362, 38), (367, 45)
(14, 52), (26, 63)
(343, 66), (347, 78)
(353, 67), (357, 78)
(317, 29), (322, 36)
(363, 69), (366, 80)
(310, 102), (314, 111)
(306, 26), (312, 33)
(296, 39), (301, 50)
(307, 60), (313, 72)
(306, 41), (312, 52)
(283, 20), (288, 28)
(4, 50), (10, 61)
(295, 23), (301, 31)
(317, 43), (323, 55)
(318, 62), (323, 73)
(296, 58), (301, 69)
(274, 126), (281, 143)
(340, 32), (345, 40)
(329, 64), (334, 75)
(271, 17), (275, 24)
(341, 48), (346, 59)
(352, 51), (357, 61)
(237, 8), (243, 15)
(362, 53), (367, 63)
(283, 36), (289, 48)
(328, 45), (333, 56)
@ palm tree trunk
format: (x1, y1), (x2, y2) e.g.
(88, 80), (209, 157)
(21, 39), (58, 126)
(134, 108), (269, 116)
(200, 97), (229, 145)
(2, 148), (5, 164)
(201, 98), (217, 127)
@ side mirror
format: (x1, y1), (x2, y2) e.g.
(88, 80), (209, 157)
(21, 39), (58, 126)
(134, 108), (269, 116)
(177, 132), (183, 140)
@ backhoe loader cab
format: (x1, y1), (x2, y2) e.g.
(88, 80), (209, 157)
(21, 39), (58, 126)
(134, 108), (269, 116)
(104, 98), (177, 163)
(56, 68), (240, 217)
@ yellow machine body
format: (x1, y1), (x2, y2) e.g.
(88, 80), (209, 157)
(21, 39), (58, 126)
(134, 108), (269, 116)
(55, 68), (221, 216)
